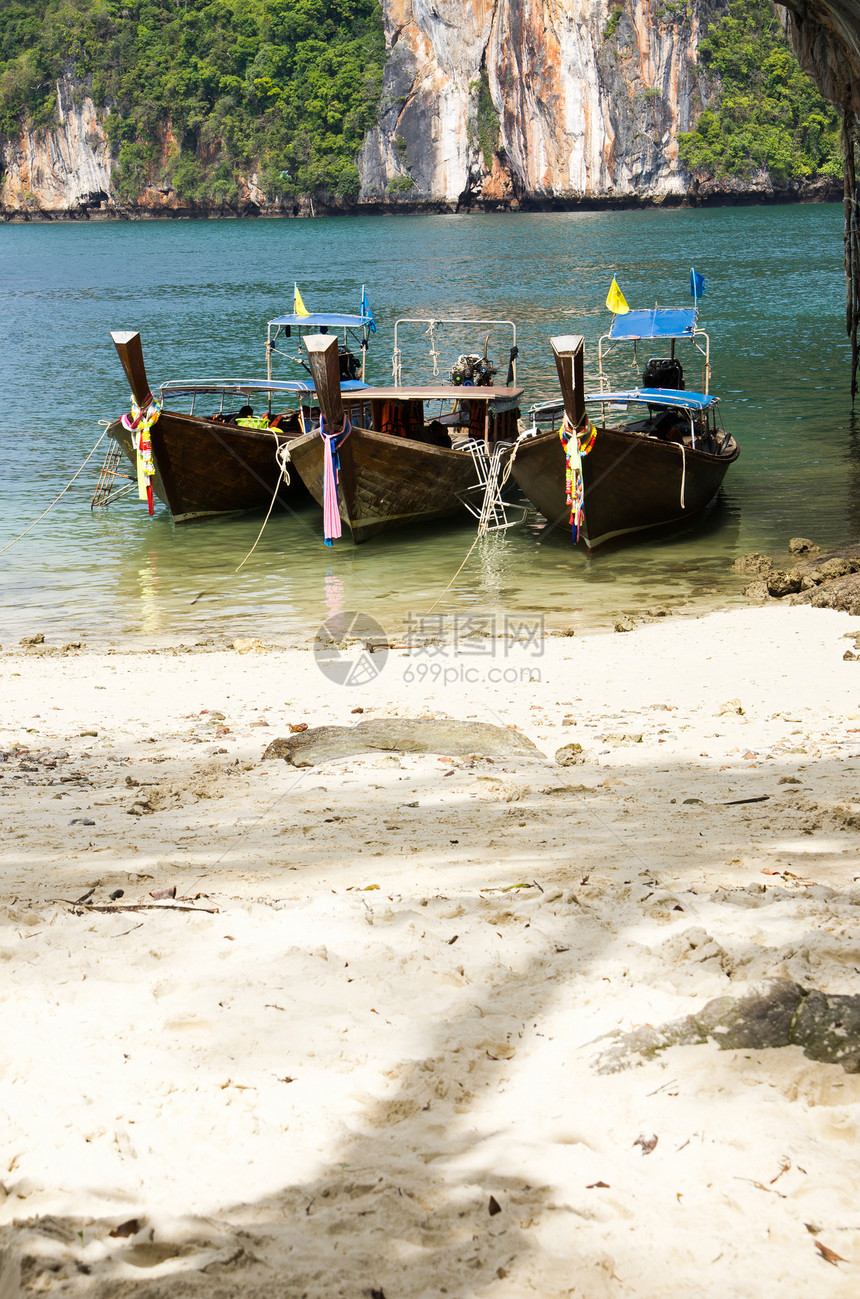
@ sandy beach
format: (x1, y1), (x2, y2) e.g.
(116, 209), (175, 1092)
(3, 602), (860, 1296)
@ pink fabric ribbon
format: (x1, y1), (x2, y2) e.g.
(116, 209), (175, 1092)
(321, 413), (351, 545)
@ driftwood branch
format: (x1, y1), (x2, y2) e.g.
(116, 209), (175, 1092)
(55, 899), (219, 915)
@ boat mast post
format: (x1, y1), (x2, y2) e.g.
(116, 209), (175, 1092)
(110, 331), (154, 407)
(304, 334), (345, 432)
(550, 335), (586, 430)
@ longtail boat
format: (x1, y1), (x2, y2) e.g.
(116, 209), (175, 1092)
(106, 329), (370, 522)
(513, 307), (740, 549)
(288, 333), (523, 544)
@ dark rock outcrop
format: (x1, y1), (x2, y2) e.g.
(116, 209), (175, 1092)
(595, 979), (860, 1074)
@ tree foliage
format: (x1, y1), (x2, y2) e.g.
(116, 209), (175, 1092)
(0, 0), (385, 203)
(679, 0), (841, 183)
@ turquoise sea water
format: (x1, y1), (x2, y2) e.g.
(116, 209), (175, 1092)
(0, 204), (853, 645)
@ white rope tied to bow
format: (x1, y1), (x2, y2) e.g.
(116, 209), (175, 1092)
(235, 434), (293, 572)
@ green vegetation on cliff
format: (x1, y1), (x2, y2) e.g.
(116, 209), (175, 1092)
(679, 0), (841, 183)
(0, 0), (385, 203)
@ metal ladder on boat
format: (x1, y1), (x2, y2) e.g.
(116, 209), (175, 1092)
(459, 440), (525, 534)
(90, 440), (135, 509)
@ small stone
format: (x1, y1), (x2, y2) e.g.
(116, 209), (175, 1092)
(614, 618), (635, 633)
(819, 557), (852, 579)
(788, 537), (818, 555)
(20, 633), (45, 647)
(767, 569), (803, 597)
(732, 553), (772, 575)
(800, 570), (824, 590)
(555, 742), (585, 766)
(232, 637), (266, 654)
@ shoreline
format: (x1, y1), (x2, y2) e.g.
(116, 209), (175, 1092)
(3, 600), (860, 1294)
(0, 182), (842, 223)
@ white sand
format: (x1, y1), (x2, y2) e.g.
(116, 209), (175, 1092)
(2, 604), (860, 1295)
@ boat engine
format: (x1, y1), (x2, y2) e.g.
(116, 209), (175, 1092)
(450, 353), (498, 386)
(642, 357), (684, 390)
(339, 348), (361, 382)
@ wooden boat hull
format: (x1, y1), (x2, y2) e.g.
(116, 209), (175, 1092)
(109, 411), (304, 522)
(288, 425), (485, 543)
(513, 425), (740, 549)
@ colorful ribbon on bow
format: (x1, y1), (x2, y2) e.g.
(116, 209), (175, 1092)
(559, 413), (596, 542)
(123, 397), (161, 516)
(320, 412), (352, 545)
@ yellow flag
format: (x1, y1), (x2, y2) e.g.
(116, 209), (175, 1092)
(606, 276), (629, 315)
(294, 284), (310, 316)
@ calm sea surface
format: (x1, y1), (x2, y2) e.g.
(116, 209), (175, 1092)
(0, 204), (853, 646)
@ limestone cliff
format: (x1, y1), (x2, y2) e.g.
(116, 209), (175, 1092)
(1, 79), (112, 215)
(2, 0), (829, 217)
(0, 78), (274, 218)
(359, 0), (729, 207)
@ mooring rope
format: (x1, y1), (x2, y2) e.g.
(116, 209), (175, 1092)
(0, 425), (110, 557)
(234, 435), (293, 573)
(422, 530), (484, 618)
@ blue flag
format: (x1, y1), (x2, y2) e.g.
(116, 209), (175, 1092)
(690, 269), (705, 302)
(360, 285), (376, 334)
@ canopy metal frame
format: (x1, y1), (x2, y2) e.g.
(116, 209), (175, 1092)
(597, 309), (711, 395)
(266, 313), (373, 382)
(391, 317), (518, 386)
(159, 377), (368, 417)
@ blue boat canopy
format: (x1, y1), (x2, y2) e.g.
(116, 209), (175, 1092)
(586, 387), (718, 411)
(268, 312), (372, 330)
(608, 309), (698, 340)
(160, 377), (369, 397)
